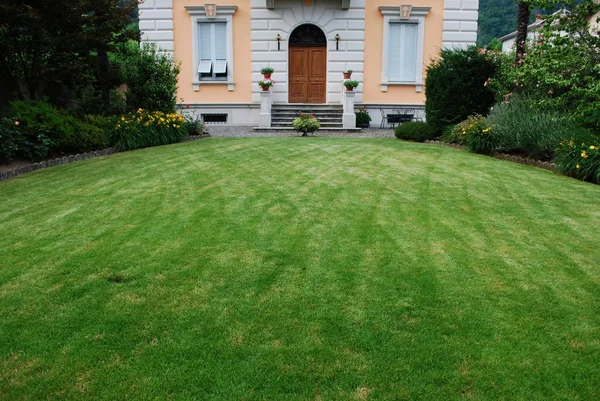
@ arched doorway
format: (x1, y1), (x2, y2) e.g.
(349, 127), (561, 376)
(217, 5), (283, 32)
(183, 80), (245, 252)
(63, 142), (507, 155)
(288, 24), (327, 104)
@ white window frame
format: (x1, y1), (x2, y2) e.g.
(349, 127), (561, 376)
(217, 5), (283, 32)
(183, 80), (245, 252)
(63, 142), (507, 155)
(185, 6), (237, 92)
(379, 6), (431, 93)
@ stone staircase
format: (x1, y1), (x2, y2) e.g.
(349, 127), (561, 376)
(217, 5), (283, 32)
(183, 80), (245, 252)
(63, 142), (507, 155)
(270, 104), (344, 129)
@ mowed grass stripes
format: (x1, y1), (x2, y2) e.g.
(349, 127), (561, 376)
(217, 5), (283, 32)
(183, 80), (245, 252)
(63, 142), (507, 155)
(1, 137), (599, 400)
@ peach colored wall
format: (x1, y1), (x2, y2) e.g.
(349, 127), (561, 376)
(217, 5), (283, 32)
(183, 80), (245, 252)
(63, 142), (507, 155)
(173, 0), (252, 104)
(363, 0), (444, 105)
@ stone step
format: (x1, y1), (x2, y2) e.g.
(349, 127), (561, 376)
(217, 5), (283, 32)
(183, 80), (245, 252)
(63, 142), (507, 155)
(254, 127), (361, 132)
(272, 123), (343, 128)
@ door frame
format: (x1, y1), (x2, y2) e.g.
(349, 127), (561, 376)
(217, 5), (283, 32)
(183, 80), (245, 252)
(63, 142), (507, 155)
(287, 23), (328, 104)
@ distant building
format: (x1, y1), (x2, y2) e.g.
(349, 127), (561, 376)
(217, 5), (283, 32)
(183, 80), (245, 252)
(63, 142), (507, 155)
(499, 10), (569, 53)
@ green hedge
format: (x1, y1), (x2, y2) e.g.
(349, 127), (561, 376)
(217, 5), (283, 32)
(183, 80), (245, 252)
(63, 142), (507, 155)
(394, 122), (438, 142)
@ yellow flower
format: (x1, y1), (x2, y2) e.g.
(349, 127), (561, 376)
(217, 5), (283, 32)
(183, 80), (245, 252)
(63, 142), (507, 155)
(581, 151), (588, 159)
(576, 164), (581, 169)
(590, 145), (596, 150)
(482, 127), (491, 133)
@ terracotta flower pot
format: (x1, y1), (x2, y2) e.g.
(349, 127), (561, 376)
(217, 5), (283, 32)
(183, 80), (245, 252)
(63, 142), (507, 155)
(260, 85), (270, 91)
(263, 73), (272, 80)
(343, 72), (352, 79)
(345, 86), (354, 91)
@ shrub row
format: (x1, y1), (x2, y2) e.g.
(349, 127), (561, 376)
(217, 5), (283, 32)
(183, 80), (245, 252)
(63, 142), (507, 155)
(109, 109), (189, 151)
(1, 101), (205, 164)
(0, 101), (108, 163)
(394, 122), (438, 142)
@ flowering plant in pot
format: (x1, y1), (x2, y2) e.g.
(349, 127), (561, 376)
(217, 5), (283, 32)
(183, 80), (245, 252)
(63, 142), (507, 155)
(260, 67), (275, 79)
(292, 112), (321, 136)
(258, 79), (274, 91)
(343, 70), (353, 79)
(355, 108), (371, 128)
(344, 80), (359, 91)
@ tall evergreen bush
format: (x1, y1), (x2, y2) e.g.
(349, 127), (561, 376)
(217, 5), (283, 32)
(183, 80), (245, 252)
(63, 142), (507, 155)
(425, 46), (497, 134)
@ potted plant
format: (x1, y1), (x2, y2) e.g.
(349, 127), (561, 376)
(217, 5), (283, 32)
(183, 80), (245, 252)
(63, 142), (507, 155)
(258, 79), (274, 91)
(343, 70), (353, 80)
(344, 80), (359, 91)
(261, 67), (275, 80)
(355, 108), (371, 128)
(292, 112), (321, 136)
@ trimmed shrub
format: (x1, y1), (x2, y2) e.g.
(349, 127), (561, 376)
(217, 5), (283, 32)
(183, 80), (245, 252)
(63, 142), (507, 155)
(4, 100), (107, 159)
(487, 96), (591, 160)
(0, 118), (19, 164)
(555, 135), (600, 183)
(110, 109), (187, 151)
(394, 122), (437, 142)
(425, 46), (497, 134)
(114, 42), (181, 113)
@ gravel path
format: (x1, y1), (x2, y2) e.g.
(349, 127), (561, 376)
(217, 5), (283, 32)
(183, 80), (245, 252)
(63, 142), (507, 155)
(206, 126), (396, 139)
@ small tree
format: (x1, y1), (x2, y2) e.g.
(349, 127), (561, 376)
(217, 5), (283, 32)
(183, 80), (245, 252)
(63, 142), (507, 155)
(115, 42), (181, 113)
(425, 46), (497, 133)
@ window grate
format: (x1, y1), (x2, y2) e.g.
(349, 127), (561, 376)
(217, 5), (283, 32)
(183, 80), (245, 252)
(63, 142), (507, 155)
(202, 114), (228, 124)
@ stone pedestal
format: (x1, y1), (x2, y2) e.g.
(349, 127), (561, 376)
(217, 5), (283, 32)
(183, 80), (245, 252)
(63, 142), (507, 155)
(342, 90), (356, 129)
(258, 90), (272, 128)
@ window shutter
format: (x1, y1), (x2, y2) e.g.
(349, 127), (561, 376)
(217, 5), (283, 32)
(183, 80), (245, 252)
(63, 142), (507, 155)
(388, 23), (402, 81)
(214, 23), (227, 60)
(401, 24), (418, 82)
(199, 23), (212, 61)
(388, 23), (418, 82)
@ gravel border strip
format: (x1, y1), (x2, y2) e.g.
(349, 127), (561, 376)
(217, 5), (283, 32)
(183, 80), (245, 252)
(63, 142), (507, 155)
(425, 140), (556, 172)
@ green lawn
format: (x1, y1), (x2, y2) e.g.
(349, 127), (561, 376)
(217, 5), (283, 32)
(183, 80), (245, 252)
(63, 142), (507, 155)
(1, 138), (599, 400)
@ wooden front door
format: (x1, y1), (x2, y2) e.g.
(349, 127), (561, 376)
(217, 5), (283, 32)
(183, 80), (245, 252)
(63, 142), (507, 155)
(289, 47), (326, 104)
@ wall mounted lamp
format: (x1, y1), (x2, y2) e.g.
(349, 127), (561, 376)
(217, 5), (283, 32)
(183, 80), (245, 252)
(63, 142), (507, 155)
(276, 34), (282, 51)
(335, 33), (341, 50)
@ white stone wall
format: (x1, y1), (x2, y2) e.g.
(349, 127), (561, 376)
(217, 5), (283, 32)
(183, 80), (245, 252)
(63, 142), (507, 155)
(139, 0), (175, 52)
(442, 0), (479, 49)
(251, 0), (365, 104)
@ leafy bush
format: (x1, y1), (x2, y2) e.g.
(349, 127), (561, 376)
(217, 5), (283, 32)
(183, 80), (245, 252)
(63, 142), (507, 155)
(464, 120), (497, 155)
(444, 115), (497, 154)
(355, 108), (371, 125)
(394, 122), (438, 142)
(0, 118), (19, 164)
(114, 42), (181, 113)
(292, 112), (320, 136)
(4, 100), (107, 159)
(555, 136), (600, 183)
(486, 96), (591, 160)
(182, 116), (205, 137)
(109, 109), (187, 151)
(425, 46), (497, 134)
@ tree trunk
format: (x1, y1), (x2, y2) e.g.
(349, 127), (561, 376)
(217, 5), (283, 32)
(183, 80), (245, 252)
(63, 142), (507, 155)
(98, 49), (110, 114)
(515, 1), (531, 66)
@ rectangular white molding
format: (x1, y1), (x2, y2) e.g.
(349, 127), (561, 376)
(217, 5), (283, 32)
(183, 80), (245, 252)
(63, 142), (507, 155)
(443, 0), (479, 49)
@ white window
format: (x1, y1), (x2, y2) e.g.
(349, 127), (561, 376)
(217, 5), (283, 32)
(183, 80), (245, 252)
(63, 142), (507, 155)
(198, 22), (227, 80)
(185, 6), (237, 91)
(379, 6), (430, 92)
(388, 23), (418, 82)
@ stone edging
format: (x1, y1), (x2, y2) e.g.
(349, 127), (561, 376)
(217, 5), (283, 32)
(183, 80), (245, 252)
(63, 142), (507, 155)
(1, 148), (117, 182)
(0, 134), (212, 182)
(424, 140), (556, 172)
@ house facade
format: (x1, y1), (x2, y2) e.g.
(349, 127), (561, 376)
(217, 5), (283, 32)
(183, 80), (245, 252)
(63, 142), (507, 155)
(139, 0), (479, 127)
